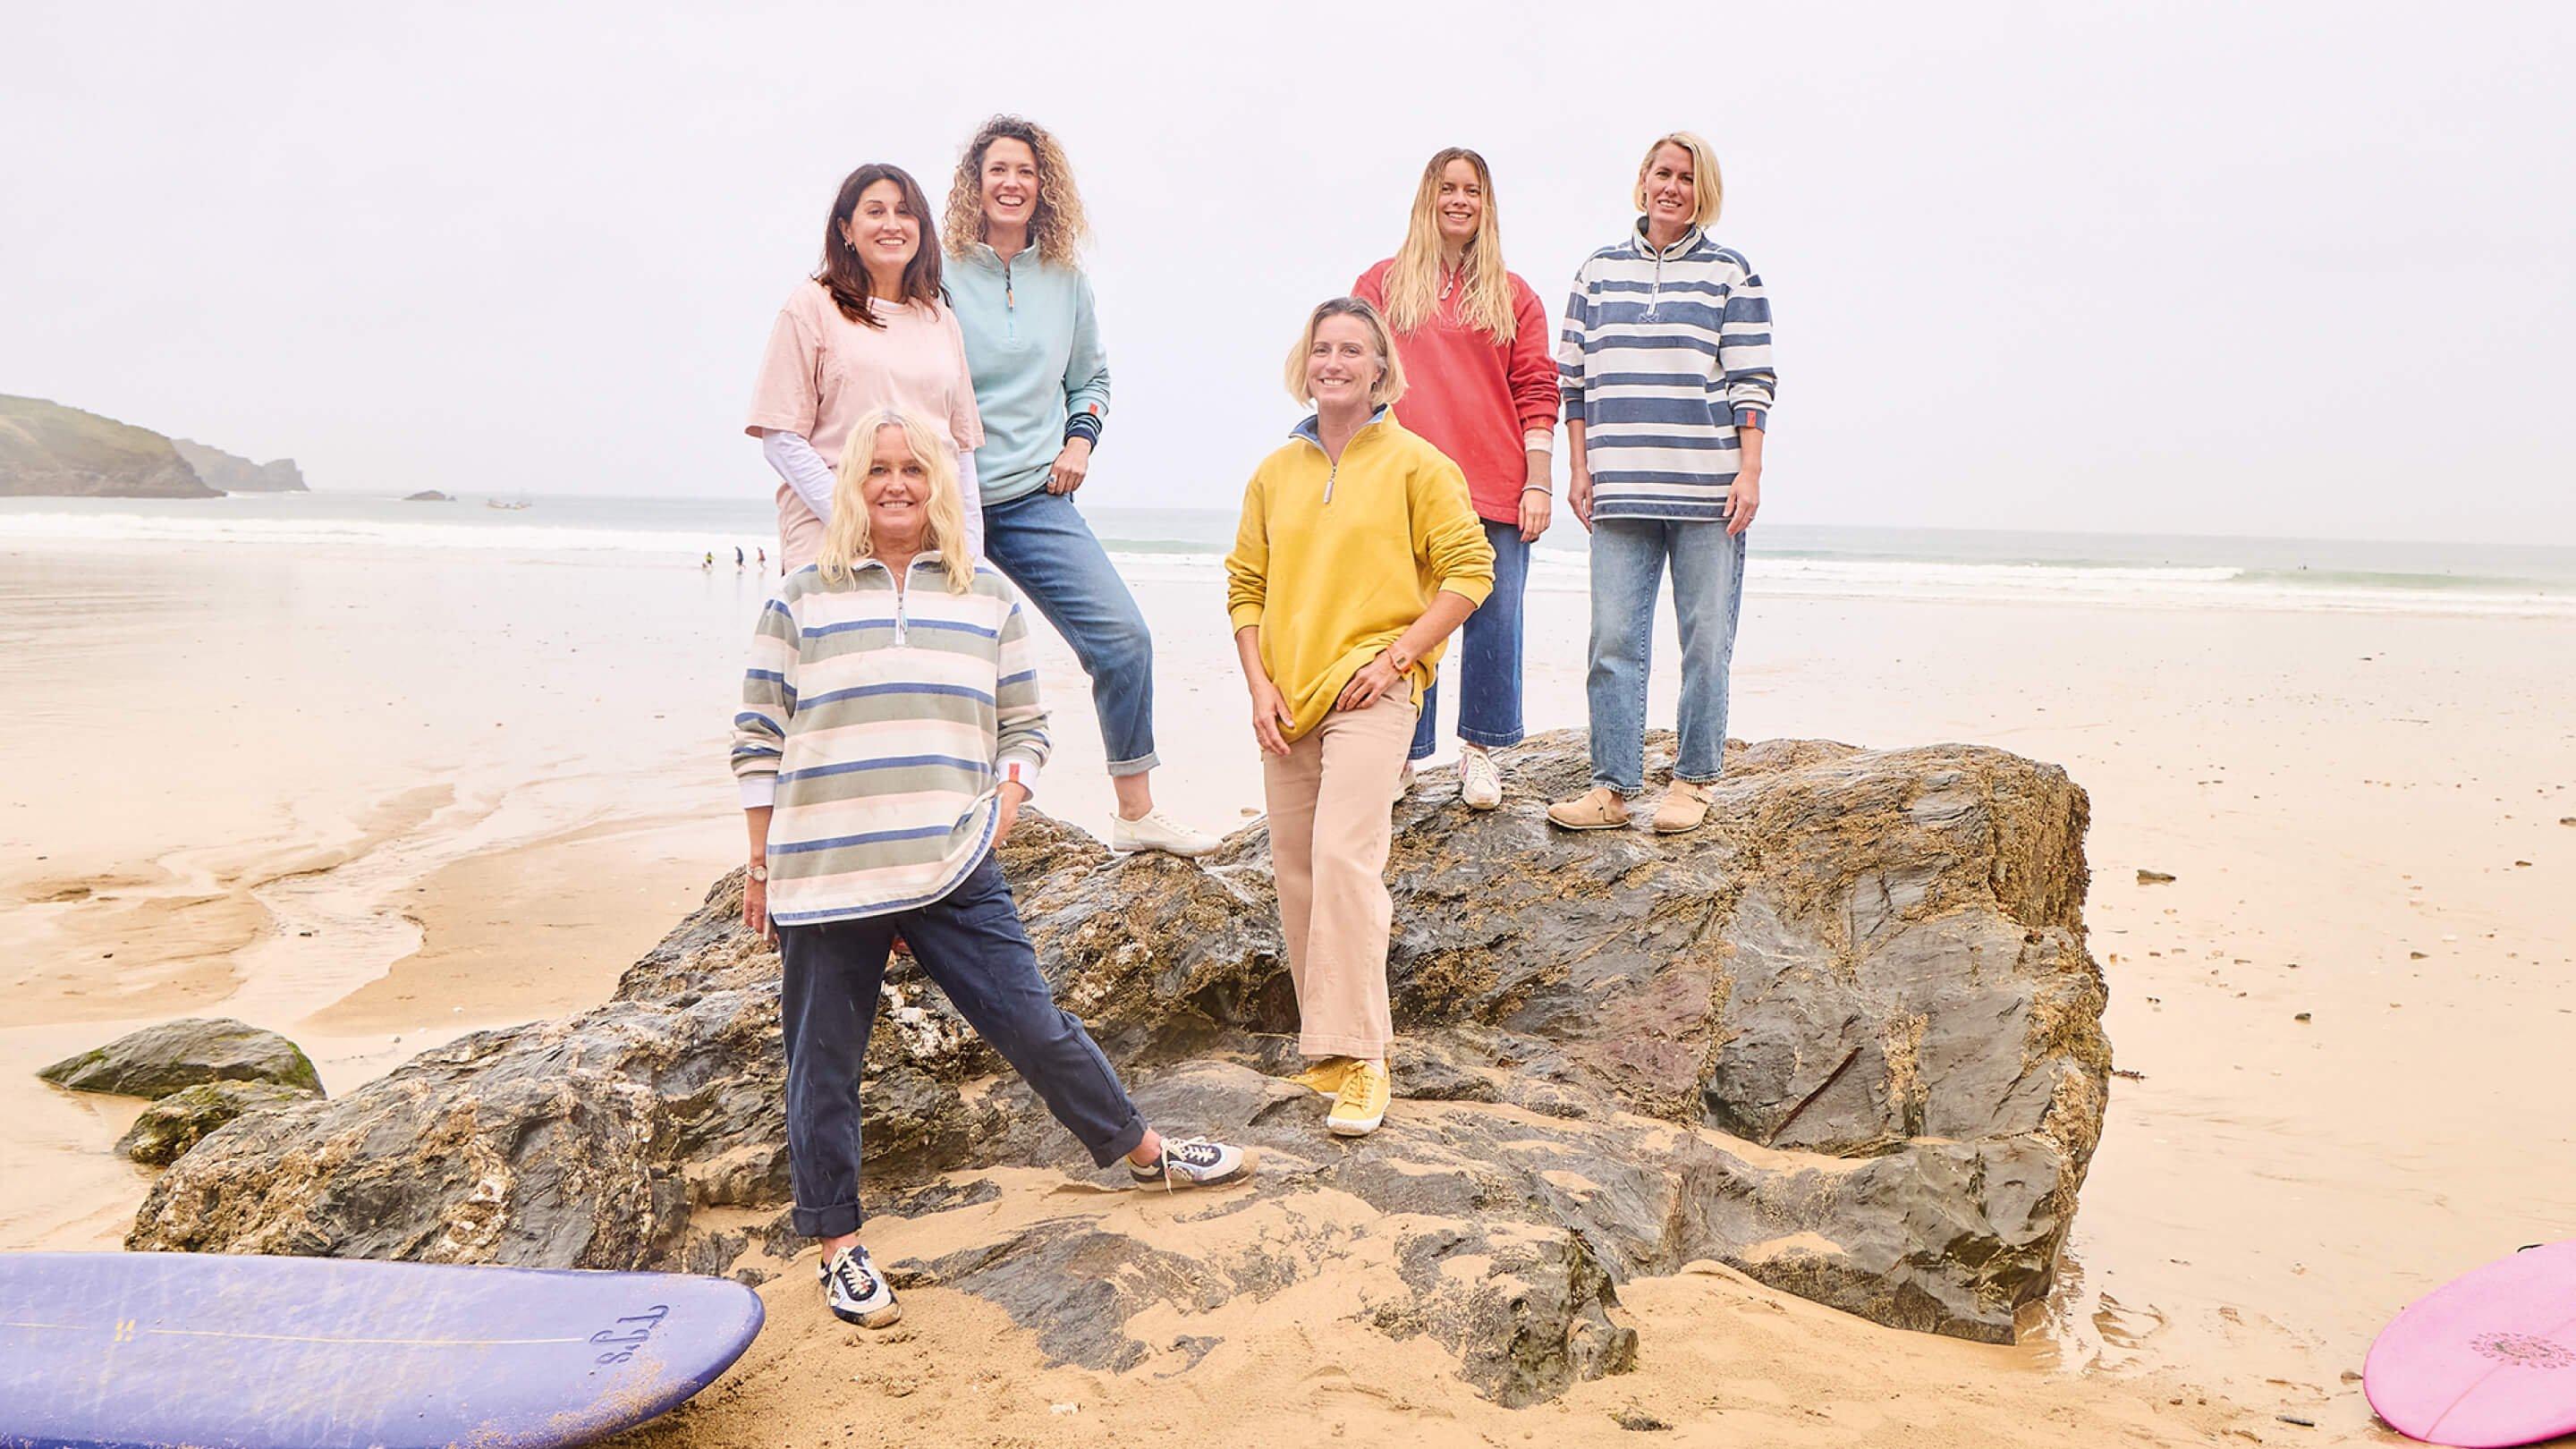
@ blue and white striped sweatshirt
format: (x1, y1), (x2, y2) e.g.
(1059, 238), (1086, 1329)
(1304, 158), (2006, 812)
(732, 556), (1049, 926)
(1557, 223), (1776, 522)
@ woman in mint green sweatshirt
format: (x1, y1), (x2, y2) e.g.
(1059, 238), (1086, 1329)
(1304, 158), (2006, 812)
(941, 114), (1216, 859)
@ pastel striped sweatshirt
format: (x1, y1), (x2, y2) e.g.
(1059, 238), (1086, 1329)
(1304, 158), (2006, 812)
(732, 556), (1049, 926)
(1557, 222), (1776, 522)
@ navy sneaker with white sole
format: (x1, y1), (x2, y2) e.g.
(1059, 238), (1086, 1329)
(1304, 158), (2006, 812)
(1128, 1136), (1255, 1190)
(819, 1242), (901, 1328)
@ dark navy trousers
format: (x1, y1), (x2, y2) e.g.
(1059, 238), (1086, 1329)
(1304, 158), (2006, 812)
(775, 852), (1148, 1239)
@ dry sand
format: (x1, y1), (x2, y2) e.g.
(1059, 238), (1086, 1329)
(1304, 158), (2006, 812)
(5, 550), (2571, 1445)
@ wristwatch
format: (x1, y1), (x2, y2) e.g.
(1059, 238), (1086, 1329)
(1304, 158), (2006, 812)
(1385, 646), (1415, 675)
(747, 862), (769, 883)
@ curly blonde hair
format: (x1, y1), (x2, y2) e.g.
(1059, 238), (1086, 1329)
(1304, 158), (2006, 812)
(944, 115), (1092, 266)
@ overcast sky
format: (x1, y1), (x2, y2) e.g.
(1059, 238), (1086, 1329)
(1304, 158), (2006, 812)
(5, 3), (2571, 542)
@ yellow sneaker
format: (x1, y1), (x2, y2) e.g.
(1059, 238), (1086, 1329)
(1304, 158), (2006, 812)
(1289, 1055), (1358, 1096)
(1326, 1060), (1391, 1137)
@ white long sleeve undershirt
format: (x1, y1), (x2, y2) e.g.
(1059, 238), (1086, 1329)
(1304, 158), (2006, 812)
(759, 429), (982, 555)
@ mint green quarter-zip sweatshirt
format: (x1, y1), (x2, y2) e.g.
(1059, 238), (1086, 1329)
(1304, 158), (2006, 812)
(948, 244), (1112, 508)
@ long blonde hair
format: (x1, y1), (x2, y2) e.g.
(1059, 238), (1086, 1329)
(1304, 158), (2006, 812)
(1379, 148), (1516, 342)
(944, 114), (1092, 267)
(817, 409), (974, 592)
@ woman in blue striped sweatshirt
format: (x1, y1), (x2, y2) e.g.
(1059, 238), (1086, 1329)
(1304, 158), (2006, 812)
(1546, 131), (1776, 835)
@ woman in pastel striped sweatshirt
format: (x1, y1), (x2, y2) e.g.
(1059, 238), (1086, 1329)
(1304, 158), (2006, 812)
(1352, 147), (1560, 811)
(1224, 298), (1496, 1139)
(941, 114), (1217, 859)
(1547, 131), (1778, 835)
(747, 163), (987, 568)
(733, 408), (1250, 1333)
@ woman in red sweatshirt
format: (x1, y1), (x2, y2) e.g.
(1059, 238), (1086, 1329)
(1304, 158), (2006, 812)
(1353, 148), (1560, 810)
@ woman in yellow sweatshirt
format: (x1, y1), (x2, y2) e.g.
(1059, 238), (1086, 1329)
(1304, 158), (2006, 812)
(1224, 296), (1496, 1138)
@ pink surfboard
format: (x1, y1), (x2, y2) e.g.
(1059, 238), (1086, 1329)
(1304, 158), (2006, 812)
(2366, 1241), (2576, 1447)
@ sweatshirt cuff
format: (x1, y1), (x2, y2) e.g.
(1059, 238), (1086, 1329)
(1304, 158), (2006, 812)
(1063, 406), (1104, 446)
(998, 753), (1042, 797)
(1438, 575), (1495, 609)
(739, 775), (777, 808)
(1227, 602), (1266, 632)
(1733, 406), (1768, 431)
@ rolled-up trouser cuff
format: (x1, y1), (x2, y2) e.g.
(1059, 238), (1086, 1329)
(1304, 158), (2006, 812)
(1591, 777), (1644, 798)
(1087, 1110), (1150, 1168)
(1104, 750), (1161, 779)
(792, 1200), (863, 1239)
(1457, 724), (1523, 750)
(1299, 1030), (1394, 1058)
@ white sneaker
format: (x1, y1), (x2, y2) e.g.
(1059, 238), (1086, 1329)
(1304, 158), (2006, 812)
(1127, 1136), (1255, 1190)
(819, 1243), (901, 1328)
(1460, 747), (1503, 810)
(1111, 807), (1220, 858)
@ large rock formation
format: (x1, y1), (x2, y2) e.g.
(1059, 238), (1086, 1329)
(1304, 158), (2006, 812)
(0, 394), (216, 497)
(129, 734), (2110, 1403)
(172, 436), (308, 492)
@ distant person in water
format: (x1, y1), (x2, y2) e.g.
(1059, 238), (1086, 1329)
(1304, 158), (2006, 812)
(1352, 147), (1559, 809)
(1547, 131), (1776, 835)
(941, 114), (1217, 858)
(748, 163), (986, 568)
(702, 551), (714, 571)
(1224, 298), (1493, 1138)
(758, 546), (767, 572)
(733, 406), (1251, 1330)
(734, 546), (745, 569)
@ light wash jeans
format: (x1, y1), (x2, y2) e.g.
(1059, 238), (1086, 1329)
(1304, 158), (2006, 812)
(1585, 520), (1747, 794)
(979, 488), (1159, 775)
(1411, 520), (1530, 761)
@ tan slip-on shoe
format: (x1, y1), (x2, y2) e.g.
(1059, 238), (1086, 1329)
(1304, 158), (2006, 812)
(1651, 779), (1714, 834)
(1546, 785), (1631, 831)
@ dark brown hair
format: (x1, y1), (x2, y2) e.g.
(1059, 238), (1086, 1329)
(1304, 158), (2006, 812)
(817, 163), (944, 328)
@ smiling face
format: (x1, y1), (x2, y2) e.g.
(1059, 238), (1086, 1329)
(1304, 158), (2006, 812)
(979, 136), (1039, 237)
(841, 179), (920, 280)
(1434, 157), (1484, 249)
(1641, 142), (1697, 233)
(1305, 314), (1381, 410)
(860, 424), (933, 542)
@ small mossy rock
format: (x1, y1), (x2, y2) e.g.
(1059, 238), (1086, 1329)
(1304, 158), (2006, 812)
(39, 1018), (322, 1098)
(116, 1080), (319, 1166)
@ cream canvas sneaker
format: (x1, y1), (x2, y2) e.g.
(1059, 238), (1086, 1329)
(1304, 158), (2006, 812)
(1111, 808), (1221, 858)
(1459, 746), (1503, 810)
(1546, 786), (1631, 831)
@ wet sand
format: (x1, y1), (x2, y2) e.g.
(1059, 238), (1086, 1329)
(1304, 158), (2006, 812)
(4, 546), (2570, 1443)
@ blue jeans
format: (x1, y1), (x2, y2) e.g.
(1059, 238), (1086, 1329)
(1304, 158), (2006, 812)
(979, 489), (1159, 776)
(775, 852), (1148, 1239)
(1585, 520), (1747, 794)
(1411, 520), (1530, 761)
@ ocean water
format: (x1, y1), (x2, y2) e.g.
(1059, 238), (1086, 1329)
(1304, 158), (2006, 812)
(4, 492), (2572, 619)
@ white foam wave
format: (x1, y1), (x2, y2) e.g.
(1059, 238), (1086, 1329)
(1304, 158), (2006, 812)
(1099, 550), (2576, 618)
(0, 511), (747, 555)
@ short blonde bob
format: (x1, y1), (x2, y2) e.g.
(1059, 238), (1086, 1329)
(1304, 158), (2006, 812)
(1282, 296), (1408, 410)
(818, 408), (974, 593)
(1633, 131), (1724, 227)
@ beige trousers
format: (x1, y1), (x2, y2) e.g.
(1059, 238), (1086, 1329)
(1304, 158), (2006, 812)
(1262, 688), (1416, 1059)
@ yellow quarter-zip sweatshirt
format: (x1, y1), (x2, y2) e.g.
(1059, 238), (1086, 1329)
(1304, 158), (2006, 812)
(1224, 410), (1496, 741)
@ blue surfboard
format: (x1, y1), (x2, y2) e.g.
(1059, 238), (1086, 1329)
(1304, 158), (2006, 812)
(0, 1252), (764, 1449)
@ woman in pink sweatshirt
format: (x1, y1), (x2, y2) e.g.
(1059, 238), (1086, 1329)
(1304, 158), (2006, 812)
(1352, 148), (1559, 810)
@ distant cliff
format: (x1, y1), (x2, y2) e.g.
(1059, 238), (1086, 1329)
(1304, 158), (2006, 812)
(173, 437), (306, 493)
(0, 395), (217, 498)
